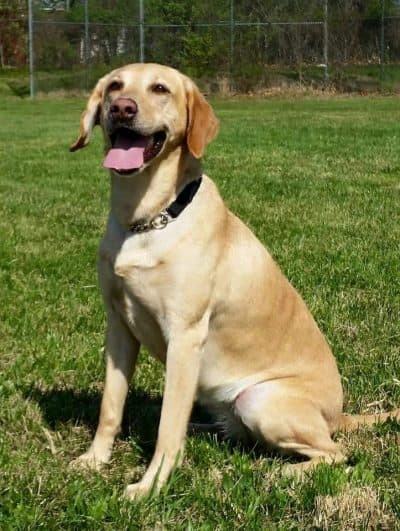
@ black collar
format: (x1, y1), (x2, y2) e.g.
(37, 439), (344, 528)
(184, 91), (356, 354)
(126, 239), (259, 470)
(129, 178), (202, 233)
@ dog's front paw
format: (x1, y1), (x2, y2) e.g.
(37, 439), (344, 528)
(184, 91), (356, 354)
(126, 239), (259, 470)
(124, 481), (154, 501)
(70, 452), (107, 471)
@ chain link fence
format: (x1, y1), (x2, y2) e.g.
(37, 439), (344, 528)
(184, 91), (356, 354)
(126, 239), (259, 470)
(2, 0), (400, 97)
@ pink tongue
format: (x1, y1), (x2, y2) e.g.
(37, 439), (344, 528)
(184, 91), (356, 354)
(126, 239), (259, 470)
(103, 130), (148, 171)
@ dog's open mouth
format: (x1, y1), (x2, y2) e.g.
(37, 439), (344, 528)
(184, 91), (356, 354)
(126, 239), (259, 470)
(103, 128), (166, 174)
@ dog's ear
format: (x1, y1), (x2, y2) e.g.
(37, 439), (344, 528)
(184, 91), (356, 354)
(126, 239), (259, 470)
(70, 74), (109, 152)
(185, 78), (219, 159)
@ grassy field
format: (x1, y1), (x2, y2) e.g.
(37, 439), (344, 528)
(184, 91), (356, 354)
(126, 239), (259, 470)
(0, 93), (399, 529)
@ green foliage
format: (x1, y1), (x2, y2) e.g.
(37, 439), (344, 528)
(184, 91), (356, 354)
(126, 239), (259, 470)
(5, 0), (400, 92)
(180, 31), (220, 78)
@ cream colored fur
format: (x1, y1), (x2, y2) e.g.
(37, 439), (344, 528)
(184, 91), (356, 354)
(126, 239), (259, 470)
(70, 63), (399, 500)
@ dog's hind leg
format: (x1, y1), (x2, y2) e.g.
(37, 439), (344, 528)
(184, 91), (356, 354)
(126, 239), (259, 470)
(234, 380), (345, 476)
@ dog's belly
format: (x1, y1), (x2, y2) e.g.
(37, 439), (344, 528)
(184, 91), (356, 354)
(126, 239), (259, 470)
(196, 371), (266, 408)
(196, 334), (269, 407)
(195, 343), (273, 441)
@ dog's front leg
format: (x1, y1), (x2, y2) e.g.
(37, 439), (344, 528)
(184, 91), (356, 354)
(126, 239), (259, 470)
(72, 310), (140, 470)
(125, 325), (205, 500)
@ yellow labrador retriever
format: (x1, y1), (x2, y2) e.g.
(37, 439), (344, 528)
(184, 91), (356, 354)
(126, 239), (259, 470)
(70, 63), (399, 500)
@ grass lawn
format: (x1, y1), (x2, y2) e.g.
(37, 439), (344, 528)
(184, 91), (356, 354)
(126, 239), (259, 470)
(0, 93), (399, 529)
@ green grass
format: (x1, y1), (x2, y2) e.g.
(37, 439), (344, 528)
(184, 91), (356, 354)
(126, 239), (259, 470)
(0, 94), (399, 529)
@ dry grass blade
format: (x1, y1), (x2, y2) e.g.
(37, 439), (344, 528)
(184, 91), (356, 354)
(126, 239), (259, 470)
(313, 486), (397, 530)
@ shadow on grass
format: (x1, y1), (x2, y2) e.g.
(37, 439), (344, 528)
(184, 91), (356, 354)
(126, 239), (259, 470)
(7, 81), (30, 97)
(25, 386), (299, 465)
(26, 386), (221, 459)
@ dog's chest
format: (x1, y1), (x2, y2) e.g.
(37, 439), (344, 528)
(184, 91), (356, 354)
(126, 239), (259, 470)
(100, 226), (180, 358)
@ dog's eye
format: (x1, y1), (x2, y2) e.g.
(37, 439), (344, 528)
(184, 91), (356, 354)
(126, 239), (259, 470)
(108, 80), (123, 92)
(151, 83), (170, 94)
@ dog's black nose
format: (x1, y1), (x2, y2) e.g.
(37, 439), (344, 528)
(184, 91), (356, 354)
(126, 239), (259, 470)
(110, 97), (138, 120)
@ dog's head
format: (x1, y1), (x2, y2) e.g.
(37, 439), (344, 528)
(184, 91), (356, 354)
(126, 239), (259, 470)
(70, 63), (219, 175)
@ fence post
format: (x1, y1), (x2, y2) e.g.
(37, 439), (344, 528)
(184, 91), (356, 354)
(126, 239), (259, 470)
(323, 0), (328, 82)
(380, 0), (385, 82)
(84, 0), (89, 90)
(230, 0), (234, 89)
(28, 0), (34, 98)
(139, 0), (144, 62)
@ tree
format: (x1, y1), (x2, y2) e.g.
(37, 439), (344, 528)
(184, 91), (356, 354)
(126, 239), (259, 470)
(0, 0), (27, 67)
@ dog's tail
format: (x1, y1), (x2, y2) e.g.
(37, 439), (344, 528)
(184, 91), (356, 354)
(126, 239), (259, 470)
(337, 408), (400, 433)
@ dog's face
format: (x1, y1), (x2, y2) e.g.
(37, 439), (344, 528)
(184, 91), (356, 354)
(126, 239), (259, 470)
(70, 63), (219, 175)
